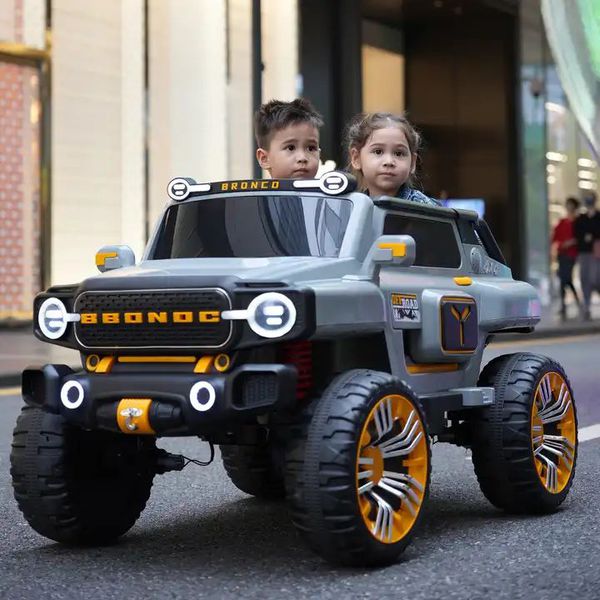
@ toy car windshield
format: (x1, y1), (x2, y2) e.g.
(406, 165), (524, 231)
(151, 194), (353, 259)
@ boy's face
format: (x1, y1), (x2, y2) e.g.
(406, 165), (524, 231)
(256, 122), (320, 179)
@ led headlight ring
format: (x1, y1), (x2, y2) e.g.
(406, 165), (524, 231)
(246, 292), (297, 339)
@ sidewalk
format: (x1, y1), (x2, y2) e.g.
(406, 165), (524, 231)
(1, 301), (600, 387)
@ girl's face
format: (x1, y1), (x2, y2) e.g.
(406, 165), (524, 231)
(350, 126), (416, 197)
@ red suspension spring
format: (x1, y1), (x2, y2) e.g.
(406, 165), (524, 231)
(279, 340), (313, 400)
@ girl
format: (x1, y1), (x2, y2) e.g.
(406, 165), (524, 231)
(346, 112), (440, 206)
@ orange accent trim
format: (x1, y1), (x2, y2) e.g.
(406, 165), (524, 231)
(356, 394), (429, 544)
(118, 356), (196, 364)
(116, 399), (155, 434)
(378, 242), (407, 257)
(214, 354), (231, 372)
(453, 276), (473, 286)
(95, 356), (116, 373)
(442, 296), (475, 302)
(194, 355), (215, 373)
(407, 363), (459, 374)
(95, 251), (117, 267)
(531, 371), (576, 494)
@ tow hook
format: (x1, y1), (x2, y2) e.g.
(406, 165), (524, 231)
(120, 407), (142, 431)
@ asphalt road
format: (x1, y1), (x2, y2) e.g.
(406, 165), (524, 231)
(1, 335), (599, 600)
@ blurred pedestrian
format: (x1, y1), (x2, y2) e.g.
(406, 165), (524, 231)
(552, 197), (581, 320)
(573, 192), (600, 320)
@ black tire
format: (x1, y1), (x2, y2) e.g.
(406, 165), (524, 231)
(220, 443), (286, 500)
(470, 353), (578, 514)
(285, 369), (431, 567)
(10, 406), (156, 545)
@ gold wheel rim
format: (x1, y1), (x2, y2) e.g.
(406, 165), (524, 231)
(531, 371), (576, 494)
(356, 394), (429, 544)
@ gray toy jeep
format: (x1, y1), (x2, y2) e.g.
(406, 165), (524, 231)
(11, 172), (577, 566)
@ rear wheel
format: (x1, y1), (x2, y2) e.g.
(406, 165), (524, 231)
(10, 406), (156, 545)
(220, 443), (285, 500)
(470, 353), (577, 513)
(286, 369), (430, 566)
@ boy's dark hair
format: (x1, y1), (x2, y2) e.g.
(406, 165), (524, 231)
(565, 196), (580, 210)
(254, 98), (323, 148)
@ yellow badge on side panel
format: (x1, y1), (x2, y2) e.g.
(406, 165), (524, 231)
(117, 398), (154, 434)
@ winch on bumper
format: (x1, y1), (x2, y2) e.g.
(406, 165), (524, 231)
(21, 363), (297, 436)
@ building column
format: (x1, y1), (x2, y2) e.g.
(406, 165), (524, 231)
(261, 0), (298, 102)
(51, 0), (145, 284)
(148, 0), (227, 227)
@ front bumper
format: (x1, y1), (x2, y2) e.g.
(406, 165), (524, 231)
(22, 363), (297, 436)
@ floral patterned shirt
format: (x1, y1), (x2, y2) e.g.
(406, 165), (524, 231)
(397, 185), (441, 206)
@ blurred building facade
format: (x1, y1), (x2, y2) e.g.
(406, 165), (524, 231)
(0, 0), (598, 321)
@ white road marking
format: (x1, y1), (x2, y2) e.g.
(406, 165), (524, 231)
(579, 424), (600, 442)
(0, 387), (20, 396)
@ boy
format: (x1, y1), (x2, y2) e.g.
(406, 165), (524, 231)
(254, 98), (323, 179)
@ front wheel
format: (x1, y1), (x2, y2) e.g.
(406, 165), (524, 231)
(286, 370), (431, 566)
(470, 353), (577, 513)
(10, 406), (156, 545)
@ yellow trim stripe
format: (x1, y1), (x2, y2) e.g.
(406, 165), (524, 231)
(95, 356), (116, 373)
(118, 356), (196, 363)
(407, 363), (459, 374)
(194, 356), (215, 373)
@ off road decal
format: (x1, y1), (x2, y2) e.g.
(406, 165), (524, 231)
(390, 293), (421, 323)
(440, 297), (478, 353)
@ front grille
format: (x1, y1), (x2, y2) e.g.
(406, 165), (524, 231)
(74, 288), (232, 349)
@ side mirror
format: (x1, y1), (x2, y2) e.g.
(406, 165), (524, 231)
(95, 245), (136, 273)
(370, 235), (416, 268)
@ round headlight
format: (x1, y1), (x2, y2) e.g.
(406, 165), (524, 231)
(60, 380), (85, 409)
(189, 381), (216, 412)
(38, 297), (69, 339)
(246, 292), (297, 338)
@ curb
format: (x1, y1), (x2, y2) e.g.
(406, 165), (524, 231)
(492, 322), (600, 344)
(0, 373), (21, 388)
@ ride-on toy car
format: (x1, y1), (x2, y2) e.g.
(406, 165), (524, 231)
(11, 172), (577, 566)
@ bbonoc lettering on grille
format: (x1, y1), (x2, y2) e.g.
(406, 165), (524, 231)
(74, 290), (232, 349)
